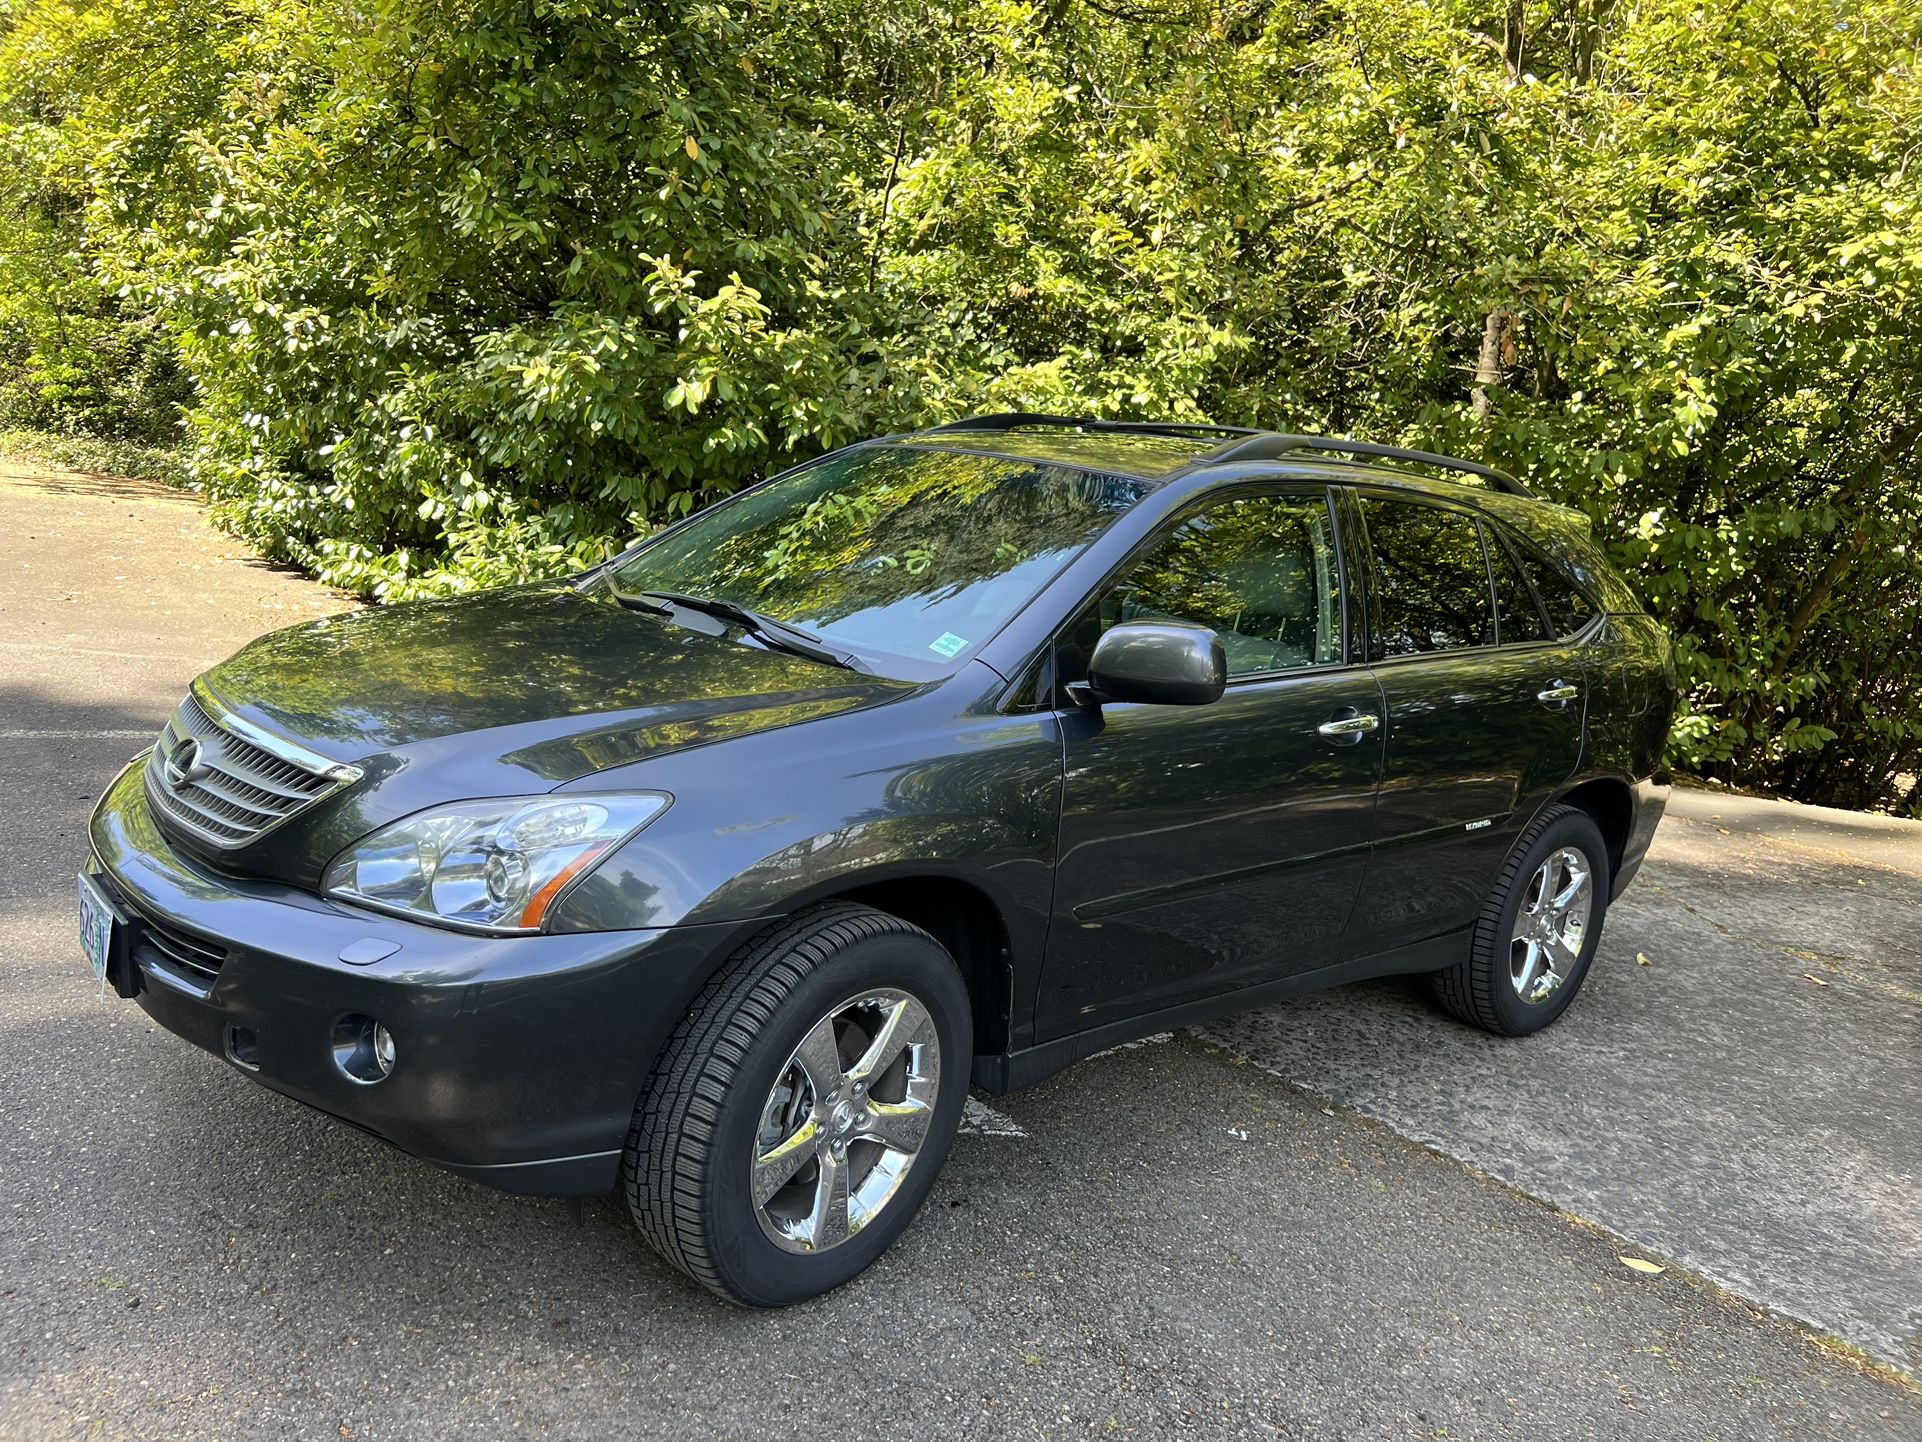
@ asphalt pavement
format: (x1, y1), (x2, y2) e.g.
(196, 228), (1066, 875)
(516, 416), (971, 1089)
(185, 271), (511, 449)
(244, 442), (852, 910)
(1203, 786), (1922, 1371)
(3, 462), (1919, 1440)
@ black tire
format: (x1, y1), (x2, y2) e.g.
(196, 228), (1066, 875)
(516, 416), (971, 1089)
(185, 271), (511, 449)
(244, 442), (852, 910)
(1432, 804), (1612, 1036)
(623, 903), (971, 1306)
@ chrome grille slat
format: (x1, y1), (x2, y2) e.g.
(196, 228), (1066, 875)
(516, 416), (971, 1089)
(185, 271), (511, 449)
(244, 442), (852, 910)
(144, 926), (224, 980)
(183, 765), (306, 816)
(228, 760), (328, 798)
(144, 691), (356, 850)
(123, 898), (229, 992)
(203, 740), (330, 795)
(155, 774), (272, 831)
(172, 699), (336, 794)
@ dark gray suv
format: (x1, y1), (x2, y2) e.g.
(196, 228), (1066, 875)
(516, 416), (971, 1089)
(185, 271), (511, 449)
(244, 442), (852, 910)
(82, 415), (1674, 1304)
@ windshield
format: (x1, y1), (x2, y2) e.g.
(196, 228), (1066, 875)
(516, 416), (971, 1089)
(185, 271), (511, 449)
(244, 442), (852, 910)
(607, 444), (1152, 679)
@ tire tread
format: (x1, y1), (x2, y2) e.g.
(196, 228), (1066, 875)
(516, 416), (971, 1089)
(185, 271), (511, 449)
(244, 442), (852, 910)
(1433, 803), (1595, 1035)
(621, 903), (935, 1298)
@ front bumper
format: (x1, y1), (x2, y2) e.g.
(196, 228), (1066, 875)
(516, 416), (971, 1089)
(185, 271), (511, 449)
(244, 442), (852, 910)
(88, 760), (740, 1195)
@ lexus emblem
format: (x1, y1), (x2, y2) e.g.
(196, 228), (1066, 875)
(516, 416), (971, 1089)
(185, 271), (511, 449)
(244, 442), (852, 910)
(162, 736), (209, 789)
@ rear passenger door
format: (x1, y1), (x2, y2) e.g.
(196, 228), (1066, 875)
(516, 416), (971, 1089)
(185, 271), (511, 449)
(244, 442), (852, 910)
(1340, 492), (1587, 961)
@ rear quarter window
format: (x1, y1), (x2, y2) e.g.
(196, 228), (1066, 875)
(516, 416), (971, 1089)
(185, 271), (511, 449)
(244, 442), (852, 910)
(1511, 543), (1599, 639)
(1499, 504), (1644, 615)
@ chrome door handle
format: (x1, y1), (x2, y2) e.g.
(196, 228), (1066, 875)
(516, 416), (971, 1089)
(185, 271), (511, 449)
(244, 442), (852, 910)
(1317, 713), (1381, 737)
(1537, 683), (1580, 704)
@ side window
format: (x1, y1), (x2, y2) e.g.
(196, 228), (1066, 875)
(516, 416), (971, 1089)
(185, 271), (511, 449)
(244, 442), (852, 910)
(1093, 493), (1343, 678)
(1513, 545), (1600, 638)
(1363, 499), (1497, 657)
(1488, 534), (1550, 644)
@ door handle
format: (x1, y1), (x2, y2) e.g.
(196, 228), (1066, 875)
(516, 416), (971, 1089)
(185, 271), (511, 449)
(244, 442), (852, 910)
(1317, 712), (1381, 740)
(1537, 682), (1580, 705)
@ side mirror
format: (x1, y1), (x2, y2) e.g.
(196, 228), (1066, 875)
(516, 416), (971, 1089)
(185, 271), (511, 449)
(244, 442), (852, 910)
(1083, 621), (1226, 706)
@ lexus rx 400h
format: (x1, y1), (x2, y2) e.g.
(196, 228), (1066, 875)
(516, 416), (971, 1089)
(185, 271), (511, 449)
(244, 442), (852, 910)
(82, 415), (1675, 1305)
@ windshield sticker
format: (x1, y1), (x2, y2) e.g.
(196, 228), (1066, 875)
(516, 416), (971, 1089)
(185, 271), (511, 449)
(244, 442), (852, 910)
(928, 632), (969, 658)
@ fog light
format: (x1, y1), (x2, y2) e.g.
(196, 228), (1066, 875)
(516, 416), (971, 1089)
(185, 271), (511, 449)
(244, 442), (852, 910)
(332, 1014), (395, 1084)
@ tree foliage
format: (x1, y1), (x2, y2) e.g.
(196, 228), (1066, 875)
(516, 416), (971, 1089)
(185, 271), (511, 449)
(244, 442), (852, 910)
(0, 0), (1917, 808)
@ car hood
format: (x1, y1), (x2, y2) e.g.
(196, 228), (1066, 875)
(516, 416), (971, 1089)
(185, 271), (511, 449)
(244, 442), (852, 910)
(198, 581), (917, 788)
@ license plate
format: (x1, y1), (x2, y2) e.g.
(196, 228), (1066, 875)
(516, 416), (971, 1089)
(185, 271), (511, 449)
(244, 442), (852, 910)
(77, 872), (119, 989)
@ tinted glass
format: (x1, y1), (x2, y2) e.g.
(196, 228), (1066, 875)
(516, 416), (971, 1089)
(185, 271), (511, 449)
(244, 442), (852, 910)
(1097, 493), (1343, 677)
(1510, 506), (1642, 614)
(611, 446), (1150, 679)
(1514, 545), (1599, 638)
(1364, 499), (1496, 656)
(1489, 535), (1550, 644)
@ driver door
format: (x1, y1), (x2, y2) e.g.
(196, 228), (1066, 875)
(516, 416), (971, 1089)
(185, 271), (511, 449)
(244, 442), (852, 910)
(1036, 485), (1385, 1041)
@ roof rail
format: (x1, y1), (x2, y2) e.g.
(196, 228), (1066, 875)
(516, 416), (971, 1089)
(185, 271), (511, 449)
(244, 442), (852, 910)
(928, 412), (1259, 441)
(1207, 434), (1531, 496)
(923, 414), (1531, 496)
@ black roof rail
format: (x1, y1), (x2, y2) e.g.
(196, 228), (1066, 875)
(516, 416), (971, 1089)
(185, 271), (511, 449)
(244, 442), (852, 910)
(922, 414), (1531, 496)
(1207, 434), (1531, 497)
(927, 412), (1259, 441)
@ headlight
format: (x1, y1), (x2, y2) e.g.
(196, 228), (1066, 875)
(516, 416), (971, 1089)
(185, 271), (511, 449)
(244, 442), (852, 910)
(321, 793), (669, 934)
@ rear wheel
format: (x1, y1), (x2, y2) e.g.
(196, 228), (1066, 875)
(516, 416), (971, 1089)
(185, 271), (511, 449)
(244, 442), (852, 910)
(623, 904), (970, 1306)
(1433, 804), (1611, 1036)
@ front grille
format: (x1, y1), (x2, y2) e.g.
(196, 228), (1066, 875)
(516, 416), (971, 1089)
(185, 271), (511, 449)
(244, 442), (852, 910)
(133, 909), (230, 992)
(144, 691), (354, 849)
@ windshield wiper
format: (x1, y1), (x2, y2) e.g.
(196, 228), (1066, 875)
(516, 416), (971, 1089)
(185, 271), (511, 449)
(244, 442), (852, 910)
(616, 587), (870, 674)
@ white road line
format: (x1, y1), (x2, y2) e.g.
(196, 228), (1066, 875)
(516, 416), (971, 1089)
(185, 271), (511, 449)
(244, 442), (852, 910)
(959, 1096), (1029, 1138)
(0, 729), (156, 739)
(1086, 1031), (1173, 1060)
(0, 641), (221, 664)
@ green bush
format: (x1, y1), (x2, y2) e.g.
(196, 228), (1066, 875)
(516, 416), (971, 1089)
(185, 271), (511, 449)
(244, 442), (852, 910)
(0, 0), (1917, 809)
(0, 427), (190, 484)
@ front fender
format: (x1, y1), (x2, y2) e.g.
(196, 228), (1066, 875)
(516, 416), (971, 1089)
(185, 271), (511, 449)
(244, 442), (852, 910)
(544, 689), (1065, 980)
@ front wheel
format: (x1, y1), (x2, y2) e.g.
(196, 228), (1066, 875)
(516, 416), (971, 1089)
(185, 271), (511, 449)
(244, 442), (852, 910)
(623, 904), (971, 1306)
(1432, 804), (1611, 1036)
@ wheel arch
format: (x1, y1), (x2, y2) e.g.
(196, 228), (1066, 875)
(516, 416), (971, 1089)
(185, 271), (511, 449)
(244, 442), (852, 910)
(1551, 773), (1634, 883)
(732, 864), (1021, 1059)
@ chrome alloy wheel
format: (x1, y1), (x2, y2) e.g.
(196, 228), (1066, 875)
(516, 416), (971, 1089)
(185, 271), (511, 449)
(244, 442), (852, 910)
(752, 988), (941, 1254)
(1510, 846), (1594, 1005)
